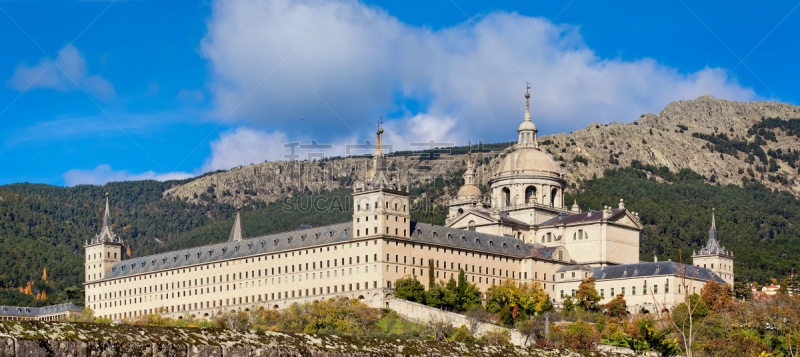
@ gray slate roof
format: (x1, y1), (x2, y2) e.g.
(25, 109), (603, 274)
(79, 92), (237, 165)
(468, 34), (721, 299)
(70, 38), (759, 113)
(558, 264), (594, 273)
(104, 222), (353, 280)
(593, 261), (726, 284)
(0, 303), (82, 317)
(103, 220), (541, 281)
(407, 222), (531, 258)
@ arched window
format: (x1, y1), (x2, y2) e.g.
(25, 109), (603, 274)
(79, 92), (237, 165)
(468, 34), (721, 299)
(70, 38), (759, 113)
(502, 188), (511, 206)
(578, 229), (584, 240)
(551, 188), (558, 207)
(525, 186), (536, 204)
(468, 221), (476, 232)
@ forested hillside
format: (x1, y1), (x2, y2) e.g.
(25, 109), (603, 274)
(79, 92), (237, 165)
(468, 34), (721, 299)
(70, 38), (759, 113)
(0, 181), (354, 307)
(2, 158), (800, 307)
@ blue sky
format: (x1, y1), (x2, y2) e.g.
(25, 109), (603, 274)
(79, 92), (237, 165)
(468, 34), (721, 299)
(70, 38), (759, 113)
(0, 1), (797, 186)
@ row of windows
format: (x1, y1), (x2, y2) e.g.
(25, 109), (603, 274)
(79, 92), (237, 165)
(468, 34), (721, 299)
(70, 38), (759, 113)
(91, 263), (381, 302)
(96, 281), (381, 319)
(560, 283), (692, 299)
(88, 241), (381, 290)
(357, 202), (406, 212)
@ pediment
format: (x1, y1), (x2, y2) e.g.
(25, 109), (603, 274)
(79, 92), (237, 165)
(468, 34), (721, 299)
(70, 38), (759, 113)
(609, 210), (643, 229)
(446, 211), (497, 228)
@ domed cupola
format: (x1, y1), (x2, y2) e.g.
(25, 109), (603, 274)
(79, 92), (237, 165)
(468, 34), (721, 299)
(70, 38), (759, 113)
(489, 85), (565, 211)
(517, 88), (538, 147)
(456, 151), (482, 198)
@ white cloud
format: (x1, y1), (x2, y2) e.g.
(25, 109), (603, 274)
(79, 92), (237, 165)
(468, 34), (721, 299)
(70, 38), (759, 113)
(6, 45), (115, 100)
(202, 127), (290, 171)
(200, 0), (759, 145)
(62, 165), (192, 187)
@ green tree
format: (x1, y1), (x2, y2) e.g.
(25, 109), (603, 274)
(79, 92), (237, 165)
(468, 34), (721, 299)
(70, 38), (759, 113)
(428, 259), (435, 288)
(394, 275), (426, 304)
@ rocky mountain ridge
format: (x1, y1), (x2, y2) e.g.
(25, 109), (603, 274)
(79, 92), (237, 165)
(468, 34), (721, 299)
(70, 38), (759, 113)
(164, 95), (800, 206)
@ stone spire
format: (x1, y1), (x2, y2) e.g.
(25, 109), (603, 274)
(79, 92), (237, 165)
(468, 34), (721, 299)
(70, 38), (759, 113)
(228, 207), (246, 242)
(372, 116), (387, 173)
(464, 151), (474, 185)
(701, 208), (723, 254)
(710, 208), (717, 239)
(90, 193), (121, 245)
(103, 194), (112, 227)
(517, 83), (538, 147)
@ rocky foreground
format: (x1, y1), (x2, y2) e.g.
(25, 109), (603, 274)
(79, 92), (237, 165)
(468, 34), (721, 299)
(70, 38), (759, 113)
(0, 321), (621, 357)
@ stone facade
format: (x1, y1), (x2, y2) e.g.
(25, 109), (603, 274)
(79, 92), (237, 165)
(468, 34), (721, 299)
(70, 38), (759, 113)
(0, 303), (82, 322)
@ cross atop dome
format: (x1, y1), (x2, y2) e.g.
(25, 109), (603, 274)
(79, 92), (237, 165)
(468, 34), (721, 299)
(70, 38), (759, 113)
(518, 84), (538, 147)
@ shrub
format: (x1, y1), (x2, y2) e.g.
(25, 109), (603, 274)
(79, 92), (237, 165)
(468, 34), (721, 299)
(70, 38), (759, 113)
(560, 321), (600, 350)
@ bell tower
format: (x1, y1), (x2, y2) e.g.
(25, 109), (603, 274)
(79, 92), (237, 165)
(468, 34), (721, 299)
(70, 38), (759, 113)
(352, 119), (410, 239)
(85, 193), (124, 281)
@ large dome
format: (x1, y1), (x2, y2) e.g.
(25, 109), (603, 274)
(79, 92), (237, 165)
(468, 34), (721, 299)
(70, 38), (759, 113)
(494, 147), (559, 178)
(456, 184), (482, 197)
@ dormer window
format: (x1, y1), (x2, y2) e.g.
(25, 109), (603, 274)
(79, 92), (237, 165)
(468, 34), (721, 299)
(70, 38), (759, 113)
(197, 252), (201, 259)
(489, 240), (494, 247)
(315, 234), (319, 239)
(235, 246), (239, 252)
(173, 256), (178, 262)
(329, 231), (333, 237)
(208, 250), (213, 256)
(162, 258), (166, 264)
(260, 241), (265, 248)
(248, 243), (252, 250)
(273, 239), (278, 245)
(503, 243), (507, 249)
(151, 260), (155, 266)
(476, 238), (481, 245)
(184, 254), (189, 260)
(222, 248), (227, 254)
(462, 236), (466, 242)
(287, 238), (292, 244)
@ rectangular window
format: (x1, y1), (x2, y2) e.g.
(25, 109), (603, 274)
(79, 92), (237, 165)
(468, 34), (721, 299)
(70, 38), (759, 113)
(621, 287), (625, 295)
(654, 285), (658, 294)
(600, 289), (604, 297)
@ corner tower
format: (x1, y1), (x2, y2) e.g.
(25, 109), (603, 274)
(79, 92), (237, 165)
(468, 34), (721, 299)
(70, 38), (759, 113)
(85, 193), (124, 282)
(352, 122), (410, 239)
(692, 208), (734, 285)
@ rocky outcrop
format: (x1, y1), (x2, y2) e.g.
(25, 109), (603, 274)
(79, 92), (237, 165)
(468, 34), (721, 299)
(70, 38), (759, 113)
(164, 96), (800, 205)
(544, 95), (800, 193)
(0, 321), (619, 356)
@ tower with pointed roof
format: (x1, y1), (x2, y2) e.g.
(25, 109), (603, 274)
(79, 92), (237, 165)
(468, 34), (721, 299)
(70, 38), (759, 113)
(446, 150), (486, 225)
(692, 208), (734, 285)
(85, 193), (124, 282)
(352, 120), (410, 239)
(228, 207), (246, 242)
